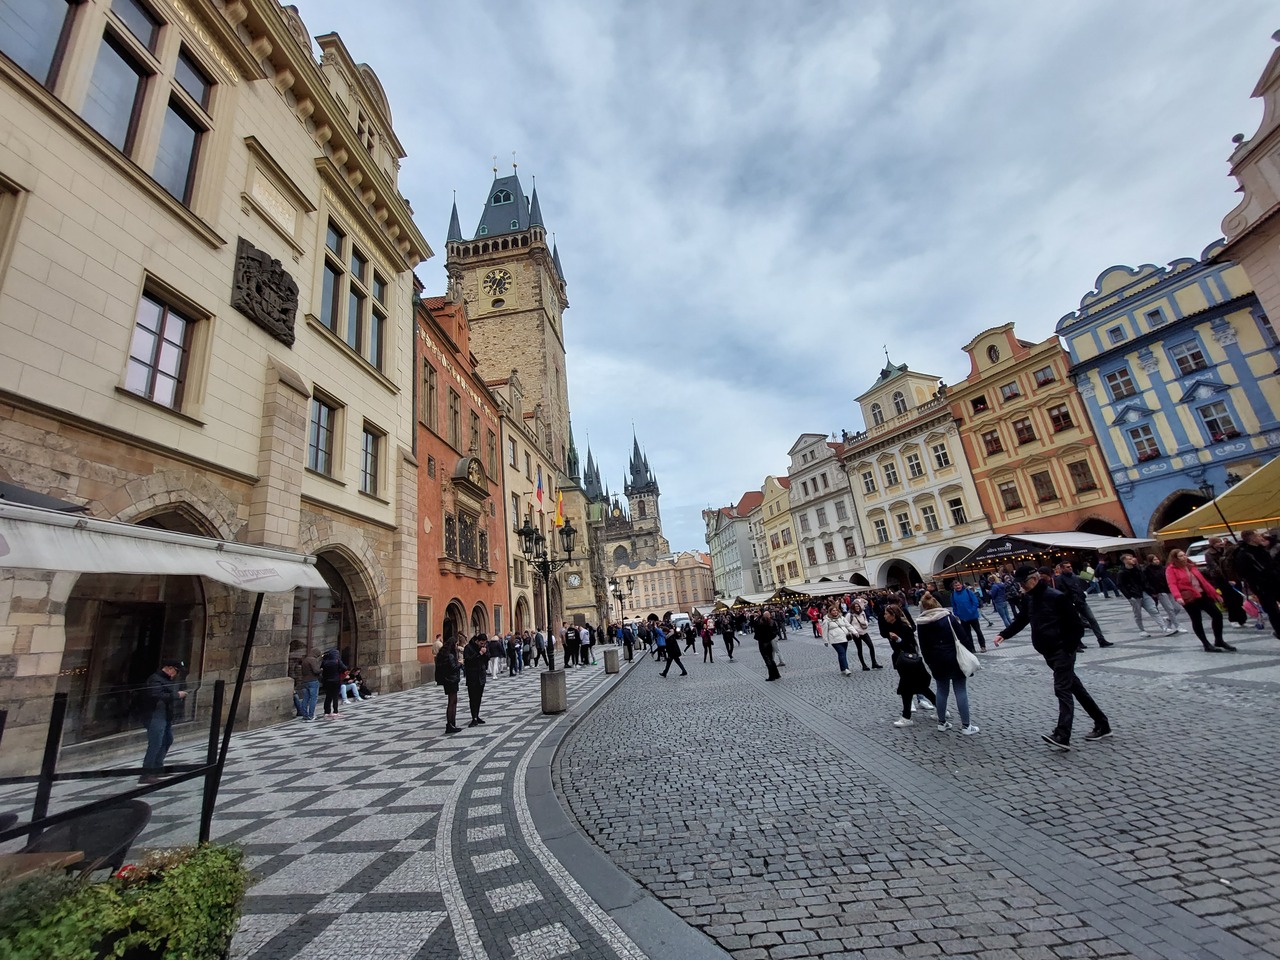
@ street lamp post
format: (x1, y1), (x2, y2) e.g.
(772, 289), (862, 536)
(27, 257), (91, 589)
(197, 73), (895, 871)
(608, 575), (635, 622)
(1196, 479), (1238, 540)
(517, 518), (578, 672)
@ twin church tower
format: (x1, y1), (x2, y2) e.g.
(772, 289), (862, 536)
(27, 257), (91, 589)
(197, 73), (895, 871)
(445, 170), (669, 579)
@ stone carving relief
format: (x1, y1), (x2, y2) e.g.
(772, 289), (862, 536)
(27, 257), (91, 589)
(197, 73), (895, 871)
(1211, 317), (1238, 346)
(231, 237), (300, 346)
(1138, 347), (1160, 374)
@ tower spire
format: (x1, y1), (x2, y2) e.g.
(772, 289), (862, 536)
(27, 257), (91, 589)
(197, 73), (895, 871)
(446, 192), (463, 243)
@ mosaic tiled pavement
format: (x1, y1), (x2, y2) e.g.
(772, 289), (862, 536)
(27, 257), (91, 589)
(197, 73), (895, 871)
(4, 597), (1279, 959)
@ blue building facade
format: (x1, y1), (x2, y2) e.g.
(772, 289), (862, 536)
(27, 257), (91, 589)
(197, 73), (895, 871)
(1056, 241), (1280, 537)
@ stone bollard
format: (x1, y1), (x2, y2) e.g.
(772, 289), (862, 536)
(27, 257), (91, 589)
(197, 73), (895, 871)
(541, 668), (567, 715)
(603, 647), (620, 674)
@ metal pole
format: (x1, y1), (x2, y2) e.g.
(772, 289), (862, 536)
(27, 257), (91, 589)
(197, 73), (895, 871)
(198, 679), (225, 844)
(543, 558), (556, 671)
(30, 692), (68, 839)
(206, 592), (264, 827)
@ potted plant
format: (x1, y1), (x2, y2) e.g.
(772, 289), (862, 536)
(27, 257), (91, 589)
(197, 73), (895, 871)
(0, 844), (249, 960)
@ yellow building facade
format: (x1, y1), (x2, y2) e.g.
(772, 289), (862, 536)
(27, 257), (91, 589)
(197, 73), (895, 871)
(760, 474), (805, 587)
(612, 551), (715, 622)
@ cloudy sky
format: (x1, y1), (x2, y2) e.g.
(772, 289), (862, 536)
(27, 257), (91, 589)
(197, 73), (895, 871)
(297, 0), (1274, 551)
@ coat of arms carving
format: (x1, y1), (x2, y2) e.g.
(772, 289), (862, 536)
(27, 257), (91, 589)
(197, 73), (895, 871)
(231, 237), (300, 346)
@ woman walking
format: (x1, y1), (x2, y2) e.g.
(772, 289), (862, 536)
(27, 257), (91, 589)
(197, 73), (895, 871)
(436, 636), (462, 734)
(702, 622), (714, 663)
(915, 595), (979, 735)
(849, 599), (882, 670)
(463, 633), (490, 727)
(1166, 549), (1237, 653)
(660, 625), (688, 677)
(884, 603), (936, 726)
(320, 648), (347, 719)
(822, 603), (855, 675)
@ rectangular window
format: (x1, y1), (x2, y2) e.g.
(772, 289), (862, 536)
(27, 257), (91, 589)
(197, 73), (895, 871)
(873, 518), (889, 543)
(525, 452), (532, 480)
(346, 287), (364, 350)
(948, 498), (967, 525)
(153, 99), (203, 204)
(801, 480), (809, 496)
(906, 452), (924, 478)
(861, 470), (876, 494)
(971, 395), (989, 414)
(1128, 424), (1160, 461)
(114, 0), (158, 50)
(882, 461), (899, 487)
(1031, 470), (1057, 502)
(1068, 460), (1097, 493)
(125, 292), (193, 410)
(982, 430), (1003, 456)
(834, 500), (848, 521)
(1033, 366), (1055, 387)
(921, 504), (940, 532)
(416, 598), (431, 646)
(787, 561), (799, 579)
(360, 424), (381, 496)
(776, 564), (786, 582)
(805, 546), (817, 565)
(1107, 325), (1126, 344)
(781, 527), (792, 546)
(1198, 400), (1238, 440)
(83, 33), (149, 153)
(486, 429), (497, 478)
(770, 533), (780, 550)
(508, 436), (518, 466)
(1145, 308), (1167, 328)
(511, 493), (520, 528)
(174, 49), (210, 107)
(320, 261), (342, 332)
(1170, 340), (1208, 376)
(815, 506), (828, 526)
(307, 396), (338, 476)
(798, 514), (811, 533)
(444, 514), (457, 559)
(469, 410), (480, 456)
(0, 0), (76, 86)
(823, 541), (837, 562)
(820, 473), (829, 489)
(427, 455), (435, 478)
(998, 480), (1023, 511)
(1013, 418), (1036, 444)
(1000, 381), (1021, 401)
(369, 307), (385, 371)
(1048, 403), (1074, 432)
(458, 512), (478, 566)
(896, 512), (912, 538)
(932, 443), (951, 468)
(1257, 312), (1277, 346)
(447, 389), (461, 449)
(842, 536), (856, 556)
(1105, 368), (1136, 401)
(423, 362), (437, 430)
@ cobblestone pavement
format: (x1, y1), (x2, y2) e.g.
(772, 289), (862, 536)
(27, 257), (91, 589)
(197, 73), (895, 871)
(556, 600), (1280, 960)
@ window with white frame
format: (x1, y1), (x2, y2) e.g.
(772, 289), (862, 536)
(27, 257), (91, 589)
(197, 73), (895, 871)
(997, 480), (1022, 511)
(892, 391), (908, 415)
(1068, 460), (1097, 492)
(871, 403), (884, 426)
(1169, 340), (1208, 376)
(921, 504), (939, 531)
(1197, 401), (1238, 440)
(896, 512), (912, 538)
(882, 461), (900, 487)
(1107, 325), (1126, 344)
(1145, 308), (1167, 328)
(1013, 418), (1036, 444)
(906, 452), (924, 478)
(931, 443), (951, 468)
(982, 430), (1003, 456)
(823, 541), (837, 562)
(842, 536), (856, 555)
(1033, 366), (1055, 387)
(1048, 403), (1074, 432)
(508, 436), (518, 467)
(360, 423), (383, 496)
(781, 527), (792, 546)
(861, 470), (876, 494)
(1000, 381), (1021, 401)
(320, 221), (388, 370)
(805, 546), (817, 566)
(787, 561), (799, 579)
(873, 518), (889, 543)
(798, 514), (811, 533)
(948, 498), (966, 525)
(1128, 423), (1160, 460)
(1105, 368), (1136, 400)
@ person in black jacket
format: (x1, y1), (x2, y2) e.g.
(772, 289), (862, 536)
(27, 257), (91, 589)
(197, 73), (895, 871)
(463, 633), (490, 727)
(1054, 561), (1111, 647)
(660, 624), (688, 677)
(320, 648), (347, 718)
(140, 659), (187, 783)
(995, 566), (1111, 751)
(1236, 530), (1280, 639)
(755, 611), (782, 680)
(435, 636), (462, 734)
(884, 604), (937, 727)
(1116, 553), (1173, 636)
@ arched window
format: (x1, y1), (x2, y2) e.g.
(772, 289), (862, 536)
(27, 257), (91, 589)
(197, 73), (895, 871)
(893, 391), (908, 415)
(492, 189), (512, 204)
(871, 403), (884, 426)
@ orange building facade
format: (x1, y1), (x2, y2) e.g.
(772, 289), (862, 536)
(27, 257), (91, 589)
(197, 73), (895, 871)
(949, 324), (1132, 537)
(415, 292), (509, 662)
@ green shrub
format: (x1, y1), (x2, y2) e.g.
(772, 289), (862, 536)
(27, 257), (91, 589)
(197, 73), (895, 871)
(0, 844), (249, 960)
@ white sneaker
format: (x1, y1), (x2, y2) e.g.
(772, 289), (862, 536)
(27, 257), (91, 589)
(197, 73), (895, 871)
(1137, 631), (1150, 638)
(1176, 628), (1188, 634)
(937, 721), (952, 732)
(1165, 627), (1178, 636)
(961, 724), (980, 736)
(842, 669), (852, 676)
(893, 718), (913, 727)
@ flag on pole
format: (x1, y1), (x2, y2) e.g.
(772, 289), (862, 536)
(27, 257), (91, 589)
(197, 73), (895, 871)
(555, 490), (565, 528)
(535, 467), (544, 510)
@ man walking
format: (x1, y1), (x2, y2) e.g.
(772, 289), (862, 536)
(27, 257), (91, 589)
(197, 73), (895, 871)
(1054, 561), (1112, 647)
(1117, 553), (1173, 636)
(755, 611), (782, 681)
(1204, 536), (1247, 627)
(995, 566), (1111, 751)
(140, 659), (187, 783)
(660, 625), (688, 677)
(1235, 530), (1280, 638)
(950, 580), (987, 652)
(563, 622), (581, 667)
(719, 616), (736, 661)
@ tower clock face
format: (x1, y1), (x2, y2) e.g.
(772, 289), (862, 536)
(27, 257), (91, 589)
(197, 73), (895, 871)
(567, 573), (582, 587)
(483, 268), (512, 295)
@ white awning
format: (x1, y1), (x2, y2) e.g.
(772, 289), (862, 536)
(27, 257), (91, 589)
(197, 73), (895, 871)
(1155, 456), (1280, 539)
(0, 502), (327, 592)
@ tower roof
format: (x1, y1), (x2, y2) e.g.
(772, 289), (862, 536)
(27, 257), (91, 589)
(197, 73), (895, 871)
(552, 242), (565, 281)
(473, 173), (532, 239)
(446, 199), (463, 242)
(625, 433), (658, 496)
(584, 446), (604, 502)
(529, 187), (544, 227)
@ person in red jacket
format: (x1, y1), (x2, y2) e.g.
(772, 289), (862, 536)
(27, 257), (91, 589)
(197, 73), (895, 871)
(1166, 549), (1236, 653)
(806, 604), (822, 638)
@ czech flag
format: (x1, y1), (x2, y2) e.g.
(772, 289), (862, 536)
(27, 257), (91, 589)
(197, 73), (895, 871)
(536, 467), (544, 509)
(555, 490), (565, 528)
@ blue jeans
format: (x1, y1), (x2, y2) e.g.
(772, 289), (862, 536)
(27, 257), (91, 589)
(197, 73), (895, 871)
(993, 600), (1012, 628)
(830, 641), (850, 672)
(143, 714), (173, 774)
(301, 679), (319, 719)
(935, 675), (970, 727)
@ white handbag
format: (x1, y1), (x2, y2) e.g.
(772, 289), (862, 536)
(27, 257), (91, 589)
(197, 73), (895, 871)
(949, 620), (980, 677)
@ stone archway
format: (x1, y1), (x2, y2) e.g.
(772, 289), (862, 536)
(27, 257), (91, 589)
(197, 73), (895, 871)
(443, 600), (467, 645)
(470, 602), (489, 637)
(1077, 517), (1125, 537)
(879, 558), (922, 589)
(296, 516), (387, 670)
(515, 596), (532, 632)
(1148, 489), (1209, 537)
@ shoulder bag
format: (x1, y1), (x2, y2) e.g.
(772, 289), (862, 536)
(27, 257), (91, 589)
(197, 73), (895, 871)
(948, 619), (980, 677)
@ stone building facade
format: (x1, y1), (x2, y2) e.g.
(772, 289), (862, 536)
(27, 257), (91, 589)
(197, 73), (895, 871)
(588, 436), (670, 568)
(0, 1), (428, 772)
(703, 490), (763, 599)
(760, 475), (802, 587)
(785, 433), (868, 584)
(611, 551), (715, 623)
(949, 324), (1132, 537)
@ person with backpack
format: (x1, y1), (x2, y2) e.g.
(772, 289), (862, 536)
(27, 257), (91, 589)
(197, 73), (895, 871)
(435, 635), (462, 734)
(995, 566), (1111, 751)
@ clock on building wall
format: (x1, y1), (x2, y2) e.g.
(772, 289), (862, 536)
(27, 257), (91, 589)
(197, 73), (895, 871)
(567, 573), (582, 587)
(986, 345), (1000, 363)
(482, 268), (512, 295)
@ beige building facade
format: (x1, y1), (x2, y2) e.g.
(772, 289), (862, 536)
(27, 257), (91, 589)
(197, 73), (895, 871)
(612, 551), (714, 622)
(0, 1), (428, 771)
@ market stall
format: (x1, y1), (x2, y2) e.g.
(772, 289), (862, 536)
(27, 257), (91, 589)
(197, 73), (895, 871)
(935, 531), (1157, 578)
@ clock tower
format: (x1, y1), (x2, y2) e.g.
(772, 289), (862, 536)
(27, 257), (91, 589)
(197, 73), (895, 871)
(444, 171), (572, 471)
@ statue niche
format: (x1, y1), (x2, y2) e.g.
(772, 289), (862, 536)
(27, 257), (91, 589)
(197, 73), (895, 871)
(231, 237), (300, 346)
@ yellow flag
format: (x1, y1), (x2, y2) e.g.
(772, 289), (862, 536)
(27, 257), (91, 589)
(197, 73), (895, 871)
(555, 490), (565, 527)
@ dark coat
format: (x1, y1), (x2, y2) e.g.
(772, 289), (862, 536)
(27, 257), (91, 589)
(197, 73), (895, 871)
(1143, 563), (1172, 596)
(916, 609), (970, 683)
(145, 669), (181, 723)
(1235, 542), (1279, 595)
(320, 650), (347, 684)
(887, 629), (931, 696)
(999, 580), (1083, 657)
(435, 646), (461, 688)
(754, 618), (779, 646)
(1116, 565), (1146, 600)
(463, 638), (489, 685)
